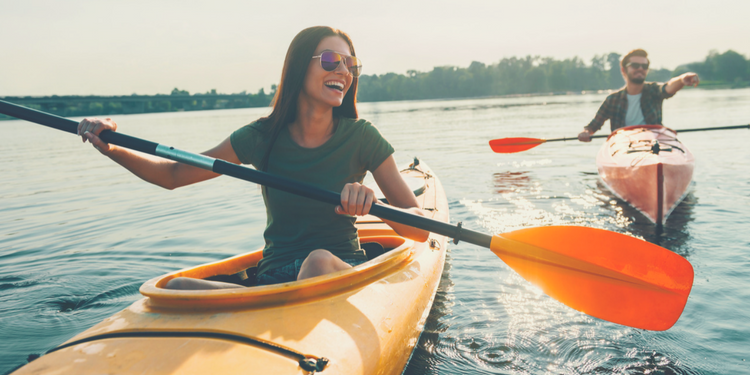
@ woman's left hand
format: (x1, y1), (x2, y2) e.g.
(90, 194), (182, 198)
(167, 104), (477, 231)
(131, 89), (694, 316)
(336, 182), (376, 216)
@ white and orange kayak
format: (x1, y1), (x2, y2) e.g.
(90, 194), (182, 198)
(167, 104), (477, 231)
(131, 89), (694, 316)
(596, 125), (694, 225)
(13, 160), (449, 375)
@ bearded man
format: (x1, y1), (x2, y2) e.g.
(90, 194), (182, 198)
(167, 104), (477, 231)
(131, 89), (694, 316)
(578, 49), (700, 141)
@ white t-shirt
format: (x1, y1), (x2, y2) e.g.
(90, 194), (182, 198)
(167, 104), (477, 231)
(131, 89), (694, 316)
(625, 93), (646, 126)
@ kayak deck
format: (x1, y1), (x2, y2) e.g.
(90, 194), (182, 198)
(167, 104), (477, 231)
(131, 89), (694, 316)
(596, 125), (694, 225)
(14, 160), (450, 375)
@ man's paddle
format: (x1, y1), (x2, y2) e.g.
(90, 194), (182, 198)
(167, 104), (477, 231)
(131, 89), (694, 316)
(0, 99), (693, 331)
(490, 124), (750, 153)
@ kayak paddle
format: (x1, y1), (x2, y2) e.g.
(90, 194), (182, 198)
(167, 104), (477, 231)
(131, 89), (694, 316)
(490, 124), (750, 153)
(0, 99), (693, 331)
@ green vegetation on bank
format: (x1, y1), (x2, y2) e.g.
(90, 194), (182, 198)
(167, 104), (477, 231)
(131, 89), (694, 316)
(357, 49), (748, 101)
(0, 88), (274, 120)
(2, 50), (748, 120)
(673, 50), (750, 86)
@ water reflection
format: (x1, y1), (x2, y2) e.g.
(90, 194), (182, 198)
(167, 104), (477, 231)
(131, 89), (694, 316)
(419, 168), (700, 375)
(596, 181), (696, 256)
(405, 247), (701, 374)
(362, 99), (570, 117)
(403, 252), (455, 375)
(492, 171), (532, 194)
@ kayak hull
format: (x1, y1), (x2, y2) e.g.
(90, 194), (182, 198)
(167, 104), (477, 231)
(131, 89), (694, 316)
(596, 125), (694, 225)
(14, 161), (449, 375)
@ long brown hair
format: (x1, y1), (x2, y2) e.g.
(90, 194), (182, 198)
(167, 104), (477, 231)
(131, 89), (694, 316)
(259, 26), (359, 171)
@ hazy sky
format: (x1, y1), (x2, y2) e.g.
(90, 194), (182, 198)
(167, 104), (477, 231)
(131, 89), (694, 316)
(2, 0), (748, 96)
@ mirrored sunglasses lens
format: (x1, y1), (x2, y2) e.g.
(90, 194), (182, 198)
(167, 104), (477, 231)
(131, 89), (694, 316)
(320, 51), (341, 71)
(345, 56), (362, 77)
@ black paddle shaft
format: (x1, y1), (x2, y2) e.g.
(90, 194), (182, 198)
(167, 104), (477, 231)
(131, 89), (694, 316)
(0, 99), (493, 248)
(673, 124), (750, 133)
(544, 124), (750, 143)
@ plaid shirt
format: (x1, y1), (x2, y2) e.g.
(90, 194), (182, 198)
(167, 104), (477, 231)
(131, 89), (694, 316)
(585, 82), (674, 133)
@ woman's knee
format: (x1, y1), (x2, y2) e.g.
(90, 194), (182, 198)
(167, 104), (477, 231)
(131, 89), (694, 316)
(299, 249), (349, 280)
(165, 276), (242, 290)
(165, 277), (192, 290)
(304, 249), (336, 266)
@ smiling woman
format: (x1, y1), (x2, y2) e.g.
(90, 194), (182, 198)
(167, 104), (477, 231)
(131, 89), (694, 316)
(72, 26), (429, 289)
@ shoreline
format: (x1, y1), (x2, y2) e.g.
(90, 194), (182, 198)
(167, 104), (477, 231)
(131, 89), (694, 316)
(1, 85), (746, 121)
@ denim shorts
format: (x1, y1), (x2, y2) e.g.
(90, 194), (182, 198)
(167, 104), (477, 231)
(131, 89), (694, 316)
(256, 257), (368, 286)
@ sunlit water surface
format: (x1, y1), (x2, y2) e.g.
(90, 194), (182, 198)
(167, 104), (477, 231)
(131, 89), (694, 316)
(1, 88), (749, 374)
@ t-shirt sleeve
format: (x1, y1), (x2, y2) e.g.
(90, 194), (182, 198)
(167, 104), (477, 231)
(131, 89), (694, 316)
(230, 121), (264, 166)
(358, 120), (395, 172)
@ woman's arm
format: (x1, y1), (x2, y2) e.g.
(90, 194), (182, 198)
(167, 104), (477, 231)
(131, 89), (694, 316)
(79, 117), (241, 190)
(370, 156), (430, 243)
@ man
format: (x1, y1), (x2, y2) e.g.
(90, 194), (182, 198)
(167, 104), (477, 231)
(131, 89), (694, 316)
(578, 49), (700, 142)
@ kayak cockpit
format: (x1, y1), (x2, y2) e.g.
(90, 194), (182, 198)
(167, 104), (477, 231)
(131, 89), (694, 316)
(139, 229), (422, 310)
(140, 161), (438, 310)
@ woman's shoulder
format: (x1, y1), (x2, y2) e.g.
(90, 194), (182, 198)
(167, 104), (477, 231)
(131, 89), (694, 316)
(230, 119), (274, 165)
(337, 118), (391, 150)
(338, 117), (385, 138)
(339, 117), (382, 134)
(238, 119), (273, 133)
(232, 119), (274, 141)
(339, 117), (372, 127)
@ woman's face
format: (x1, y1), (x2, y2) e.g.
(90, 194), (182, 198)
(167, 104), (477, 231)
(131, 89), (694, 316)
(300, 36), (354, 109)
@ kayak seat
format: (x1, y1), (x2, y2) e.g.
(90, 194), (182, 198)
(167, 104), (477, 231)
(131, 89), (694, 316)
(362, 241), (387, 260)
(204, 267), (258, 287)
(202, 242), (389, 287)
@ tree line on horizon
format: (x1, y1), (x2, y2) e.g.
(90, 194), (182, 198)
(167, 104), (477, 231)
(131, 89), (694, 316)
(2, 49), (748, 120)
(357, 49), (748, 101)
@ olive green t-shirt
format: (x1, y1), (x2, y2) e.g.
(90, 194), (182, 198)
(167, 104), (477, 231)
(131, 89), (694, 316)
(230, 117), (394, 276)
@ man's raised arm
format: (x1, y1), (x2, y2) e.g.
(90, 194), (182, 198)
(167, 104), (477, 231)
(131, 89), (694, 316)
(665, 72), (700, 95)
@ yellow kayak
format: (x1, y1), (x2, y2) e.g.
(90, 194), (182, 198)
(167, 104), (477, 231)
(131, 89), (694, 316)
(14, 160), (449, 375)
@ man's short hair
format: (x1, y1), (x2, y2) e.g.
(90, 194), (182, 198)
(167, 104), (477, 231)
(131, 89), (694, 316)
(621, 49), (649, 69)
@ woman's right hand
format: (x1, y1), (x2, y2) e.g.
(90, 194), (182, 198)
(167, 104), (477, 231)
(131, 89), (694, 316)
(78, 117), (118, 154)
(578, 130), (592, 142)
(336, 182), (376, 216)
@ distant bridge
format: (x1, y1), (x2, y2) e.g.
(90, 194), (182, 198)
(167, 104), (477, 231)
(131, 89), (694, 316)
(0, 94), (272, 119)
(3, 94), (261, 104)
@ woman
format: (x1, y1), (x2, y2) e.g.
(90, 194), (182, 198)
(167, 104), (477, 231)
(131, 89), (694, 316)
(76, 26), (429, 289)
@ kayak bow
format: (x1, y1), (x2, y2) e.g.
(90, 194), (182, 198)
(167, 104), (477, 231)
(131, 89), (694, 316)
(596, 125), (694, 225)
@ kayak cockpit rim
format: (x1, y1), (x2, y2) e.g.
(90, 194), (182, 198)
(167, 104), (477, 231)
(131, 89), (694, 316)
(606, 124), (678, 140)
(139, 231), (428, 310)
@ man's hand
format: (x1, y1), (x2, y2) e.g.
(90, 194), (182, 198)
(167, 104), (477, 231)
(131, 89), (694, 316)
(667, 72), (700, 95)
(578, 130), (593, 142)
(680, 73), (700, 87)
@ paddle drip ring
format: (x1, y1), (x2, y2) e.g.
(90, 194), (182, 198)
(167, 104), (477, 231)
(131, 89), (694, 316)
(453, 222), (463, 245)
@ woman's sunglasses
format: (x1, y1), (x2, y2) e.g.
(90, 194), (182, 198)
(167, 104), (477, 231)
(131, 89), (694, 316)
(312, 51), (363, 77)
(627, 62), (649, 70)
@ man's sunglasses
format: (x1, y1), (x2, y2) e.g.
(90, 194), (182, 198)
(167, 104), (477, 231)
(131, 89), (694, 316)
(312, 51), (363, 77)
(627, 62), (649, 70)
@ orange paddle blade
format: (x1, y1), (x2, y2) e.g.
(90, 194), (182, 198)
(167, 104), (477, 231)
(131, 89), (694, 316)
(490, 226), (693, 331)
(489, 137), (546, 153)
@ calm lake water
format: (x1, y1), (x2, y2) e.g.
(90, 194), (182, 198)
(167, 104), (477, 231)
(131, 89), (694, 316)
(1, 88), (749, 374)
